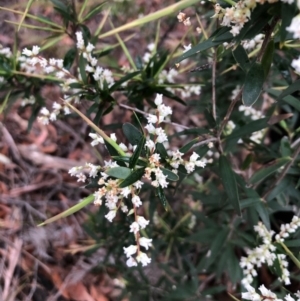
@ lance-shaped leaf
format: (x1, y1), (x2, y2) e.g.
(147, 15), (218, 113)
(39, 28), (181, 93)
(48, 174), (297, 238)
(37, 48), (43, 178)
(129, 136), (146, 168)
(161, 168), (179, 181)
(38, 194), (94, 226)
(119, 167), (146, 188)
(261, 40), (274, 79)
(249, 157), (291, 185)
(242, 63), (264, 106)
(112, 156), (147, 166)
(232, 44), (249, 72)
(179, 137), (200, 154)
(155, 142), (168, 160)
(106, 167), (132, 179)
(219, 155), (241, 216)
(278, 79), (300, 100)
(156, 185), (168, 210)
(122, 123), (143, 146)
(82, 2), (107, 22)
(79, 54), (87, 84)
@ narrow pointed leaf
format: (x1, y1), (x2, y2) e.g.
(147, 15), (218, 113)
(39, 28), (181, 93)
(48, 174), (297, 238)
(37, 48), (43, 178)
(119, 167), (146, 188)
(261, 40), (274, 79)
(161, 168), (179, 181)
(79, 54), (87, 84)
(179, 138), (200, 154)
(249, 157), (291, 184)
(278, 79), (300, 100)
(82, 2), (107, 22)
(232, 45), (249, 72)
(122, 123), (142, 146)
(112, 156), (147, 166)
(242, 63), (264, 106)
(129, 136), (146, 168)
(106, 167), (132, 179)
(219, 155), (241, 215)
(38, 194), (94, 226)
(157, 186), (168, 210)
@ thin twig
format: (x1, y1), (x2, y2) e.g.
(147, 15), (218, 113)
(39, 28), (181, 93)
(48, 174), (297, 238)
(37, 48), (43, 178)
(263, 145), (300, 199)
(257, 17), (279, 63)
(218, 88), (243, 137)
(212, 49), (217, 121)
(192, 137), (217, 149)
(118, 103), (190, 129)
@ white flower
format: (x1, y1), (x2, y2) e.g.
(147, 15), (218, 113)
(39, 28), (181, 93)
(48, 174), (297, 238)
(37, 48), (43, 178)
(120, 186), (131, 198)
(105, 210), (116, 222)
(145, 123), (156, 134)
(172, 150), (183, 160)
(136, 252), (151, 266)
(75, 31), (84, 49)
(139, 237), (152, 250)
(145, 139), (155, 151)
(123, 245), (138, 257)
(133, 181), (143, 189)
(119, 143), (128, 152)
(155, 127), (168, 143)
(242, 285), (261, 301)
(132, 195), (142, 207)
(126, 256), (138, 267)
(147, 114), (158, 124)
(183, 44), (192, 53)
(89, 133), (104, 146)
(137, 216), (149, 229)
(110, 133), (117, 141)
(291, 56), (300, 74)
(285, 294), (295, 301)
(130, 221), (140, 234)
(286, 15), (300, 39)
(190, 152), (199, 162)
(185, 161), (195, 173)
(86, 43), (95, 52)
(22, 48), (32, 56)
(154, 94), (163, 106)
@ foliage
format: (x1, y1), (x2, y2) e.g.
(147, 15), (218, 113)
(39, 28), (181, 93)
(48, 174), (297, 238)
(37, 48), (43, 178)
(1, 0), (300, 300)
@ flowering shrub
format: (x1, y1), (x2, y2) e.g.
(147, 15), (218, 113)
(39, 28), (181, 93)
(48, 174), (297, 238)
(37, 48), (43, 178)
(1, 0), (300, 299)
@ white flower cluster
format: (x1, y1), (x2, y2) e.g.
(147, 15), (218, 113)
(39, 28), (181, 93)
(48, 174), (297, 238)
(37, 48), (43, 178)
(242, 34), (264, 51)
(275, 216), (300, 242)
(240, 217), (300, 290)
(0, 44), (12, 58)
(215, 0), (296, 37)
(75, 32), (114, 89)
(286, 14), (300, 40)
(291, 56), (300, 74)
(242, 284), (300, 301)
(20, 95), (36, 107)
(177, 12), (191, 26)
(239, 105), (264, 121)
(68, 94), (206, 267)
(20, 31), (115, 124)
(140, 42), (201, 98)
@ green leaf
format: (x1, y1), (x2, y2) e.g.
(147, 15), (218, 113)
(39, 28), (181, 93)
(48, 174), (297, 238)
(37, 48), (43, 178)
(82, 2), (107, 22)
(232, 44), (249, 72)
(122, 123), (142, 146)
(280, 2), (297, 43)
(155, 142), (168, 160)
(254, 201), (270, 230)
(129, 136), (146, 169)
(179, 138), (199, 154)
(261, 40), (274, 79)
(219, 155), (241, 216)
(106, 167), (132, 179)
(242, 63), (264, 106)
(249, 157), (291, 184)
(79, 54), (87, 84)
(225, 117), (269, 141)
(110, 71), (140, 92)
(156, 185), (168, 210)
(119, 167), (146, 188)
(278, 79), (300, 100)
(112, 156), (147, 166)
(268, 89), (300, 112)
(203, 228), (230, 269)
(175, 27), (232, 64)
(63, 47), (77, 70)
(161, 168), (179, 181)
(285, 240), (300, 248)
(240, 198), (262, 209)
(39, 194), (94, 226)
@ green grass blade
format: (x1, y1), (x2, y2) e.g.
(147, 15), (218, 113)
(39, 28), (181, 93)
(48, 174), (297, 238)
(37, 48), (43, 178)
(38, 194), (95, 226)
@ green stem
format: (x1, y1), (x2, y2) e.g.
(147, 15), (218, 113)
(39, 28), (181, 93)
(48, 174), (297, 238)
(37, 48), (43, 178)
(279, 241), (300, 269)
(64, 101), (126, 156)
